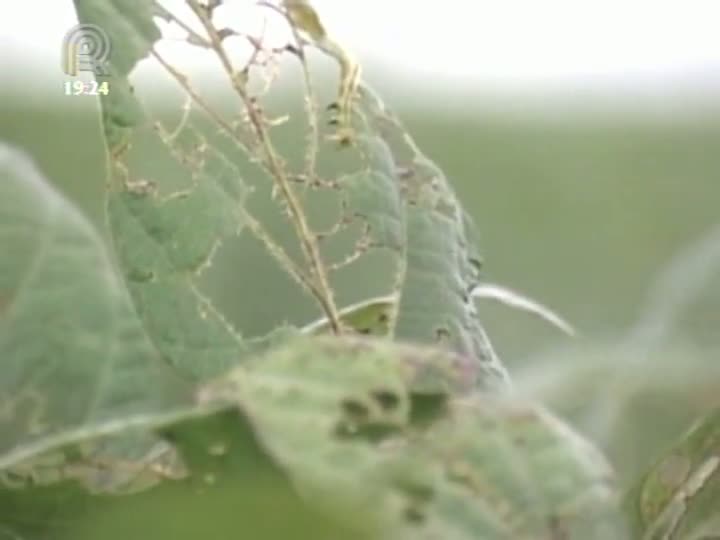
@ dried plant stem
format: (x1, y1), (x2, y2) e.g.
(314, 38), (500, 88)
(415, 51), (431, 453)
(151, 50), (243, 147)
(239, 209), (326, 300)
(295, 40), (321, 182)
(186, 0), (342, 333)
(259, 1), (320, 180)
(151, 48), (321, 308)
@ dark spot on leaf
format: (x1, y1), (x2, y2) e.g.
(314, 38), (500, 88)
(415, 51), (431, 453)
(468, 256), (483, 273)
(357, 327), (372, 335)
(403, 506), (426, 525)
(2, 470), (31, 488)
(284, 43), (301, 56)
(128, 268), (155, 282)
(445, 461), (476, 492)
(513, 435), (527, 447)
(378, 312), (389, 323)
(435, 328), (451, 342)
(340, 398), (370, 421)
(548, 515), (569, 540)
(409, 393), (448, 427)
(161, 429), (178, 443)
(371, 389), (400, 412)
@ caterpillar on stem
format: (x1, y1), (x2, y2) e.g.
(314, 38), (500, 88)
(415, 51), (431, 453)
(282, 0), (361, 146)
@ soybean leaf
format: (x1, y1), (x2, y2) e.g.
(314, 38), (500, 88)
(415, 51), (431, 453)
(202, 336), (627, 539)
(624, 408), (720, 539)
(303, 295), (395, 336)
(350, 87), (510, 390)
(0, 144), (190, 467)
(72, 0), (273, 381)
(72, 0), (160, 151)
(0, 404), (370, 540)
(1, 334), (627, 539)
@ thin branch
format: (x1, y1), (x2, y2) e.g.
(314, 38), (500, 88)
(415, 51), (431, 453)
(151, 48), (320, 307)
(186, 0), (342, 332)
(239, 209), (325, 299)
(257, 1), (321, 180)
(151, 49), (245, 148)
(153, 2), (212, 48)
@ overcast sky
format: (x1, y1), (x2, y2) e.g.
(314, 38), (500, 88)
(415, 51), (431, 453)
(2, 0), (719, 95)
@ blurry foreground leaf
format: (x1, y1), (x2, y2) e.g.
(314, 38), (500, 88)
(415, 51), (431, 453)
(624, 408), (720, 539)
(516, 224), (720, 481)
(0, 144), (189, 466)
(202, 337), (627, 539)
(0, 406), (370, 540)
(1, 337), (626, 539)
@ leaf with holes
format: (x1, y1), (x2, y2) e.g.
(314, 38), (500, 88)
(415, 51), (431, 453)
(349, 87), (509, 390)
(0, 403), (373, 540)
(72, 0), (278, 381)
(303, 295), (395, 336)
(624, 408), (720, 539)
(201, 336), (627, 539)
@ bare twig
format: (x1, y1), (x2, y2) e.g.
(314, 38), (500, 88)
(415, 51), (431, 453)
(186, 0), (342, 332)
(257, 0), (321, 180)
(151, 49), (321, 307)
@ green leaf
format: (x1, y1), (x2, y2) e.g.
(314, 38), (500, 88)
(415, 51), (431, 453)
(624, 408), (720, 539)
(352, 87), (509, 390)
(73, 0), (506, 388)
(202, 336), (626, 539)
(0, 405), (371, 540)
(72, 1), (271, 381)
(0, 337), (626, 539)
(72, 0), (161, 151)
(0, 144), (190, 467)
(303, 295), (395, 336)
(106, 173), (254, 380)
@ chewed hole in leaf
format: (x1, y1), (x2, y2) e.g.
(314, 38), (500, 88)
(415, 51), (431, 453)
(512, 434), (528, 447)
(408, 393), (448, 428)
(548, 515), (570, 538)
(435, 327), (452, 344)
(128, 269), (155, 282)
(340, 398), (370, 422)
(371, 389), (400, 412)
(445, 461), (477, 492)
(335, 389), (406, 443)
(403, 506), (427, 525)
(396, 481), (436, 504)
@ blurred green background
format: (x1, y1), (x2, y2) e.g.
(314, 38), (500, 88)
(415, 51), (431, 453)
(2, 68), (719, 481)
